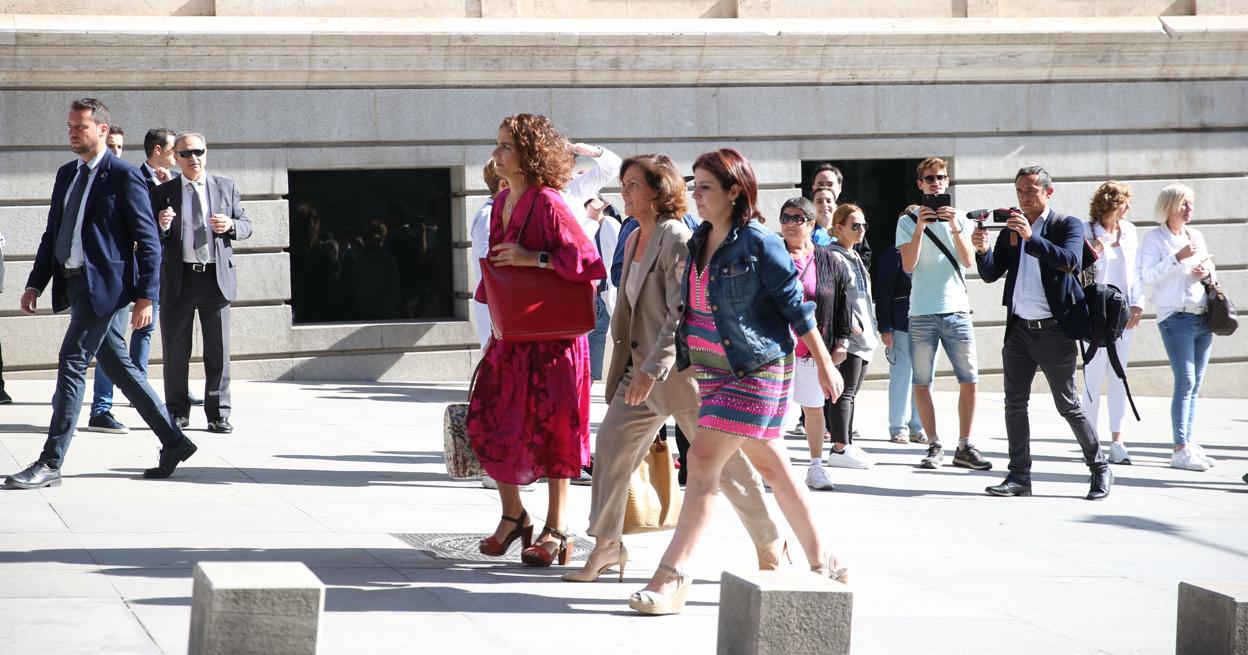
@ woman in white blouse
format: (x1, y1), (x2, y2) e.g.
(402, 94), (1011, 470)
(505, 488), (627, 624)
(1137, 183), (1218, 472)
(1081, 182), (1143, 465)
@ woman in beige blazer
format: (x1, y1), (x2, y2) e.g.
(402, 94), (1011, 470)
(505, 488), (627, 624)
(562, 154), (783, 582)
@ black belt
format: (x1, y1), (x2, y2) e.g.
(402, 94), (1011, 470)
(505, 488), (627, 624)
(61, 266), (86, 278)
(184, 263), (215, 273)
(1018, 317), (1057, 330)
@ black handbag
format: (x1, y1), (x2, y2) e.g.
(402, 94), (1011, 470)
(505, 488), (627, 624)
(1202, 278), (1238, 336)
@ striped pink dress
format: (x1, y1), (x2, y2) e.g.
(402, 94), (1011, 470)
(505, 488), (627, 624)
(686, 262), (793, 440)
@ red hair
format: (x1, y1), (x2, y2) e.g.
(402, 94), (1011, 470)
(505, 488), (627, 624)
(692, 148), (763, 228)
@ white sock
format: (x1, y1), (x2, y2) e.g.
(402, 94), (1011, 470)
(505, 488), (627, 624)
(959, 436), (971, 448)
(810, 458), (822, 467)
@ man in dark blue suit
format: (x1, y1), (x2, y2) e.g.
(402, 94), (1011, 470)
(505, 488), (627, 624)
(973, 166), (1110, 501)
(6, 98), (197, 489)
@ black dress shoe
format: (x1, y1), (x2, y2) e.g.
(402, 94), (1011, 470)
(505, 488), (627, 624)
(1086, 467), (1113, 501)
(206, 419), (233, 434)
(190, 393), (204, 406)
(172, 415), (190, 429)
(4, 461), (61, 489)
(143, 438), (198, 479)
(985, 477), (1032, 497)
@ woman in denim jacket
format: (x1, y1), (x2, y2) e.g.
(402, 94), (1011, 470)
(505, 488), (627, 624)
(629, 149), (848, 615)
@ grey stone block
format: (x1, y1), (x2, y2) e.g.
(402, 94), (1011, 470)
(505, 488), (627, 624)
(717, 569), (852, 655)
(189, 561), (324, 655)
(1177, 581), (1248, 655)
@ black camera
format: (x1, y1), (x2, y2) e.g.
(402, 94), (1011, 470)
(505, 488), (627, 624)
(921, 193), (951, 220)
(993, 207), (1020, 223)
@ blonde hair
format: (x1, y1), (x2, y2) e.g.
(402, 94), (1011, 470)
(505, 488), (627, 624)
(1089, 181), (1132, 226)
(832, 203), (863, 227)
(1155, 183), (1195, 222)
(916, 157), (947, 178)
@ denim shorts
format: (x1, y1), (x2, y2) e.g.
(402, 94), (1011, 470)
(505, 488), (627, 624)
(908, 312), (978, 385)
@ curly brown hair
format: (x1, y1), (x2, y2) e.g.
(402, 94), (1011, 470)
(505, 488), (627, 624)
(619, 154), (688, 222)
(499, 114), (574, 189)
(1089, 180), (1132, 226)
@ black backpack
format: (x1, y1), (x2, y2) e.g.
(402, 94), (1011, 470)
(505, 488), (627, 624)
(1080, 281), (1139, 421)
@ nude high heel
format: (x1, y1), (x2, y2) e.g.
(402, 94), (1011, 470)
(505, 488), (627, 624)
(812, 556), (850, 585)
(561, 543), (628, 582)
(756, 540), (792, 571)
(628, 564), (691, 615)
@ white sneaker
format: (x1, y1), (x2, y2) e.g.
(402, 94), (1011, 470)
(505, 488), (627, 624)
(1170, 448), (1211, 472)
(1108, 442), (1131, 465)
(480, 475), (537, 491)
(826, 444), (873, 469)
(1188, 443), (1217, 468)
(806, 465), (835, 491)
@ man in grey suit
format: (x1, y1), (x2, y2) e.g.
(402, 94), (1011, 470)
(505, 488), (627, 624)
(152, 132), (252, 434)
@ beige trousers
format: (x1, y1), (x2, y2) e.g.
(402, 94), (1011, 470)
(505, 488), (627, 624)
(586, 371), (781, 546)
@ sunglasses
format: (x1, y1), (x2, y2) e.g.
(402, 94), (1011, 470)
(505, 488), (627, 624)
(779, 213), (813, 225)
(177, 149), (206, 158)
(921, 174), (949, 183)
(848, 223), (867, 232)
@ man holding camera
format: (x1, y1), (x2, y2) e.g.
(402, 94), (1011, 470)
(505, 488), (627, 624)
(973, 166), (1111, 501)
(896, 158), (989, 471)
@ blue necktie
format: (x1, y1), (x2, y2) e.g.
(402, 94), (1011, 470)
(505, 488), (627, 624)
(54, 164), (91, 265)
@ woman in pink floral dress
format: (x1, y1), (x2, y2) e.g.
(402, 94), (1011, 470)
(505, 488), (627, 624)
(467, 114), (607, 567)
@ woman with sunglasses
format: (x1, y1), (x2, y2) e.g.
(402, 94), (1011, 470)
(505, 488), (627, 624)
(629, 149), (848, 616)
(823, 203), (879, 470)
(778, 197), (852, 491)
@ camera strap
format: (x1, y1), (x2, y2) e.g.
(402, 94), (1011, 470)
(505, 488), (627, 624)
(910, 215), (966, 288)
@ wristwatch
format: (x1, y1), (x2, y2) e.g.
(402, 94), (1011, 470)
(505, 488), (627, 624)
(538, 251), (550, 269)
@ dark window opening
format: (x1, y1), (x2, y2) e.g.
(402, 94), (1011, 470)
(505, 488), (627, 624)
(286, 168), (453, 324)
(800, 158), (931, 266)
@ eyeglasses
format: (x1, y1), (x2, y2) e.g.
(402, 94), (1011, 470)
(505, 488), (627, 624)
(921, 174), (949, 183)
(177, 149), (205, 158)
(779, 213), (813, 225)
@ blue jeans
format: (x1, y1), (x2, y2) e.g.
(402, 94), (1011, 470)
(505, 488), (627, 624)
(588, 294), (610, 381)
(90, 303), (157, 417)
(885, 330), (923, 436)
(908, 312), (979, 385)
(1158, 312), (1213, 446)
(41, 276), (182, 468)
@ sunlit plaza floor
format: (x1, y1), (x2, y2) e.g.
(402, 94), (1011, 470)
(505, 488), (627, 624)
(0, 379), (1245, 654)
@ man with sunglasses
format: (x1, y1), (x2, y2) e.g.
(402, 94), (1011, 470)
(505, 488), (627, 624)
(896, 157), (990, 471)
(152, 132), (253, 434)
(6, 98), (197, 489)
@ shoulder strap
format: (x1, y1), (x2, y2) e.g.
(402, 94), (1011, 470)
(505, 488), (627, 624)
(911, 215), (966, 287)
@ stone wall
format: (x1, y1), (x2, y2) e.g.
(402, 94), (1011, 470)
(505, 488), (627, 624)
(0, 16), (1244, 396)
(2, 0), (1243, 17)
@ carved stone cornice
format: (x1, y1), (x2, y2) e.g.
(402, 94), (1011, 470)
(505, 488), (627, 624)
(1, 15), (1246, 89)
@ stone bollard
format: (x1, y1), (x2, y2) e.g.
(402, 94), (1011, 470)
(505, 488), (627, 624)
(189, 562), (325, 655)
(1177, 581), (1248, 655)
(717, 569), (852, 655)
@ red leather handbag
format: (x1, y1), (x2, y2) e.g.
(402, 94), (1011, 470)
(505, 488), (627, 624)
(480, 199), (596, 342)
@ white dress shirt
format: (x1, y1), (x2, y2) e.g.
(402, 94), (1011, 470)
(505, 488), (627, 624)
(63, 149), (108, 269)
(180, 176), (214, 264)
(470, 197), (494, 349)
(1138, 224), (1214, 323)
(1012, 208), (1053, 320)
(1084, 220), (1143, 310)
(562, 147), (622, 241)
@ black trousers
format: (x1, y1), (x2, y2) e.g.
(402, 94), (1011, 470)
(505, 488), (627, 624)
(41, 275), (183, 467)
(1002, 323), (1106, 480)
(161, 266), (232, 422)
(825, 354), (868, 446)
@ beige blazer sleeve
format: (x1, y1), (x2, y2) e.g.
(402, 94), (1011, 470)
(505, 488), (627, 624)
(637, 223), (691, 381)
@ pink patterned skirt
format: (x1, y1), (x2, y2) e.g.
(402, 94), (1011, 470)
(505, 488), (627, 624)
(685, 263), (793, 440)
